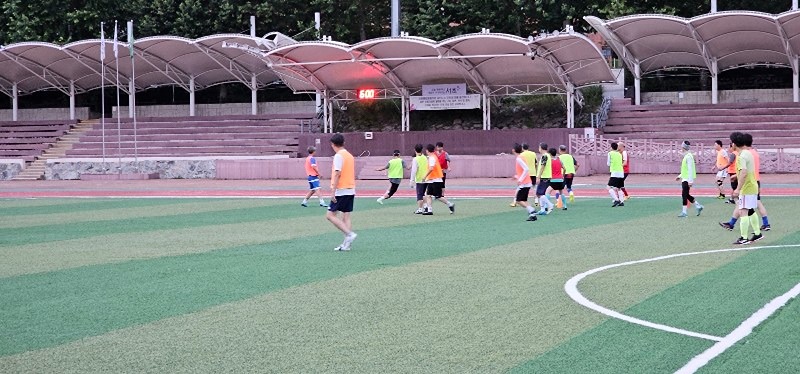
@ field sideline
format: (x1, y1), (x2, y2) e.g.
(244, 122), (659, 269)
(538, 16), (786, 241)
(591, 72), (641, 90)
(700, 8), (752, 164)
(1, 177), (799, 373)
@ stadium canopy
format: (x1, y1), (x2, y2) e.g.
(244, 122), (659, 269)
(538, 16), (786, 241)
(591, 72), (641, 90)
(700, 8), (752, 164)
(586, 9), (800, 104)
(0, 29), (614, 130)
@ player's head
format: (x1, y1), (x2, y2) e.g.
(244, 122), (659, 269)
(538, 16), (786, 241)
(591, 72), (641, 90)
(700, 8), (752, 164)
(435, 142), (444, 150)
(681, 141), (691, 151)
(539, 142), (548, 152)
(414, 143), (423, 154)
(559, 145), (568, 154)
(330, 133), (345, 148)
(393, 150), (401, 157)
(743, 133), (753, 147)
(513, 143), (522, 154)
(714, 140), (723, 150)
(610, 142), (618, 151)
(730, 132), (746, 149)
(548, 148), (557, 157)
(426, 143), (436, 154)
(618, 142), (625, 150)
(522, 143), (530, 151)
(307, 146), (316, 155)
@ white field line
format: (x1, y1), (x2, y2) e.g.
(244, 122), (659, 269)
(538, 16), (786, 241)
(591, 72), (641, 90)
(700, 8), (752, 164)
(675, 281), (800, 373)
(564, 244), (800, 343)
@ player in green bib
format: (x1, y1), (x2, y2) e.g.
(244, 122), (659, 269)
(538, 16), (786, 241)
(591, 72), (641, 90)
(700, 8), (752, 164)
(376, 150), (409, 204)
(557, 145), (578, 202)
(607, 142), (625, 207)
(730, 132), (762, 245)
(409, 144), (430, 214)
(674, 141), (703, 217)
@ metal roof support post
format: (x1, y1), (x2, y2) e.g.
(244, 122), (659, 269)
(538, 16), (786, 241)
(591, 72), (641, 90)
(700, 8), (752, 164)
(322, 90), (331, 133)
(189, 76), (196, 116)
(794, 0), (798, 10)
(711, 59), (719, 104)
(634, 63), (641, 105)
(12, 83), (18, 121)
(128, 80), (135, 118)
(401, 92), (408, 131)
(794, 65), (799, 102)
(567, 82), (575, 128)
(482, 92), (488, 130)
(711, 0), (717, 13)
(391, 0), (400, 36)
(69, 81), (76, 120)
(251, 75), (258, 115)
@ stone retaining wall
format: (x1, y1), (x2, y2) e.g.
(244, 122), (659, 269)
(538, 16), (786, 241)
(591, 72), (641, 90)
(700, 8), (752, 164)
(46, 160), (216, 180)
(0, 161), (23, 180)
(0, 107), (90, 121)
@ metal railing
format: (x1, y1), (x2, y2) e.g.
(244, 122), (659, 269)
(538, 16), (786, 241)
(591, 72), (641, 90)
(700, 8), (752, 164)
(591, 97), (612, 129)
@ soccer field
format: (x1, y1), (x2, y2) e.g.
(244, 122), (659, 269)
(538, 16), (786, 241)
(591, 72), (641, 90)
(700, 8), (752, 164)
(1, 196), (798, 373)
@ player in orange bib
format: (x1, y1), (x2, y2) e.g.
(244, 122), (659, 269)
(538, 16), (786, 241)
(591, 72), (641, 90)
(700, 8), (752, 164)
(326, 134), (358, 251)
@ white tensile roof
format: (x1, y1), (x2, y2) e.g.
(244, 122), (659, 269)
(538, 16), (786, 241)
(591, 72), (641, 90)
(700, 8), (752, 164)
(0, 31), (615, 98)
(586, 10), (800, 77)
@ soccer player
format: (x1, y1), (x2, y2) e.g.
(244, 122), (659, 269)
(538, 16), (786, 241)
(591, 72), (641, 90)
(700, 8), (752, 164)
(675, 141), (703, 217)
(607, 142), (625, 207)
(511, 143), (539, 207)
(376, 150), (408, 204)
(619, 142), (631, 200)
(435, 142), (451, 197)
(548, 148), (567, 210)
(730, 132), (763, 245)
(720, 134), (771, 231)
(409, 144), (429, 214)
(325, 134), (358, 251)
(301, 146), (327, 207)
(535, 142), (554, 214)
(422, 144), (455, 215)
(511, 143), (538, 221)
(557, 145), (578, 202)
(712, 140), (730, 200)
(725, 143), (738, 204)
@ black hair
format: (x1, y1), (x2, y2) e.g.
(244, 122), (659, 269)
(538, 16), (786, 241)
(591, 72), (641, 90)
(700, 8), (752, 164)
(435, 142), (444, 148)
(522, 143), (530, 150)
(610, 142), (618, 150)
(330, 133), (345, 147)
(548, 148), (557, 156)
(743, 133), (753, 147)
(559, 145), (567, 152)
(715, 140), (723, 147)
(393, 150), (401, 156)
(426, 144), (436, 152)
(730, 132), (746, 148)
(539, 142), (548, 151)
(414, 143), (423, 153)
(513, 143), (522, 154)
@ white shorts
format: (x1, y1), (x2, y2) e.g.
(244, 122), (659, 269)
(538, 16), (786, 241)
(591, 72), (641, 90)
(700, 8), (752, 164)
(716, 170), (728, 179)
(737, 195), (758, 210)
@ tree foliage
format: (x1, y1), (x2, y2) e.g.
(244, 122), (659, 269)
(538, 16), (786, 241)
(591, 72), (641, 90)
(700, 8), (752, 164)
(0, 0), (796, 44)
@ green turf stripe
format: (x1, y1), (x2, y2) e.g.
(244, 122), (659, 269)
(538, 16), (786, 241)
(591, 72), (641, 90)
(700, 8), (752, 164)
(510, 230), (800, 373)
(0, 199), (191, 216)
(0, 200), (365, 246)
(0, 198), (676, 357)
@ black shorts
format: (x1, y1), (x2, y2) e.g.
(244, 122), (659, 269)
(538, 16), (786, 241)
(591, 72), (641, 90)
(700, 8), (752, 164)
(441, 173), (447, 188)
(730, 176), (738, 190)
(328, 194), (355, 213)
(564, 174), (574, 189)
(415, 183), (427, 201)
(516, 187), (530, 202)
(608, 177), (625, 189)
(623, 173), (629, 180)
(536, 179), (550, 196)
(549, 181), (565, 190)
(426, 182), (444, 198)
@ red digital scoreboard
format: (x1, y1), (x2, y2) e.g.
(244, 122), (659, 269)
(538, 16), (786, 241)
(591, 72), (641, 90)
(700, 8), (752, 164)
(357, 89), (376, 100)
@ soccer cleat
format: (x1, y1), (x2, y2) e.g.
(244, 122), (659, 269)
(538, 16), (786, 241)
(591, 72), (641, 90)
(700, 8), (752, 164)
(449, 204), (455, 214)
(749, 233), (764, 242)
(696, 205), (704, 216)
(761, 224), (771, 231)
(422, 210), (433, 216)
(726, 198), (735, 204)
(733, 237), (751, 245)
(376, 197), (384, 205)
(719, 222), (734, 231)
(561, 207), (568, 211)
(624, 195), (630, 201)
(717, 194), (726, 200)
(617, 202), (624, 207)
(526, 214), (538, 221)
(320, 203), (328, 207)
(510, 202), (517, 207)
(611, 201), (620, 207)
(537, 209), (548, 216)
(301, 202), (308, 207)
(569, 192), (574, 203)
(414, 209), (424, 214)
(678, 212), (688, 218)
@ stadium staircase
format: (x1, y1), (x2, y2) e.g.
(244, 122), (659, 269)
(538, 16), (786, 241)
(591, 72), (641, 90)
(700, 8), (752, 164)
(603, 100), (800, 149)
(12, 120), (96, 180)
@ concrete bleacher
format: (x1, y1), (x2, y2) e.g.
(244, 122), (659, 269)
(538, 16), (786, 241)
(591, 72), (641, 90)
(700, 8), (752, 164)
(603, 100), (800, 148)
(0, 120), (76, 162)
(66, 114), (314, 158)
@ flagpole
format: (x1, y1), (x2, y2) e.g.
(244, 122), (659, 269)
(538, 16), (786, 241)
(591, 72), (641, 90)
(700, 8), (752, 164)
(114, 20), (122, 171)
(128, 20), (138, 169)
(100, 22), (106, 166)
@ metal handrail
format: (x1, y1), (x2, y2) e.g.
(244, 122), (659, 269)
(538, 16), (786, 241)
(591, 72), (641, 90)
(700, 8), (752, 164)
(594, 97), (612, 129)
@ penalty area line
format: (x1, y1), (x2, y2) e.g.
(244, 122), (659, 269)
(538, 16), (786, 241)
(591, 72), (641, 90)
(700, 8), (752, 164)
(675, 281), (800, 374)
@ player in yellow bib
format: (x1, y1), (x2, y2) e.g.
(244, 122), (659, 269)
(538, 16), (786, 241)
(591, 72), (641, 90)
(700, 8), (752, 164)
(375, 150), (409, 204)
(675, 141), (703, 217)
(409, 144), (429, 214)
(730, 132), (762, 245)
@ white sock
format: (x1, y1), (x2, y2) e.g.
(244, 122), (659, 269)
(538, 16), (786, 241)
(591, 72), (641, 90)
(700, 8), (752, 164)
(302, 198), (308, 203)
(695, 201), (702, 208)
(617, 190), (625, 201)
(608, 189), (618, 201)
(682, 206), (688, 214)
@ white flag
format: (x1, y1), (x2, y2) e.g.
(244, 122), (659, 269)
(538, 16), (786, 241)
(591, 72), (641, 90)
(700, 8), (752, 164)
(100, 22), (106, 61)
(113, 21), (119, 58)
